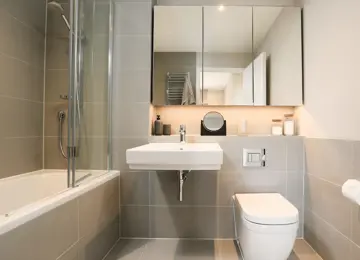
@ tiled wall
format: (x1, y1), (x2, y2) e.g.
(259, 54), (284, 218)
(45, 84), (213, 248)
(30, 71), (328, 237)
(0, 1), (46, 179)
(304, 138), (360, 260)
(44, 0), (110, 170)
(119, 136), (304, 238)
(0, 176), (120, 260)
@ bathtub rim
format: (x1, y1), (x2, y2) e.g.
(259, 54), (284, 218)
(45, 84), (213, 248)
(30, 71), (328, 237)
(0, 170), (120, 236)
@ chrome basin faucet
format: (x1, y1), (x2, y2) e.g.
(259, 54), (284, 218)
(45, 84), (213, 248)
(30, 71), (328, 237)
(179, 125), (186, 143)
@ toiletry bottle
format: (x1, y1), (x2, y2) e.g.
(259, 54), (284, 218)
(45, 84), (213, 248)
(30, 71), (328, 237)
(283, 114), (295, 136)
(154, 115), (163, 136)
(271, 119), (283, 136)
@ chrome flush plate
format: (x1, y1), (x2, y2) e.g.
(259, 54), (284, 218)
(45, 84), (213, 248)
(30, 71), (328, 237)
(242, 149), (266, 167)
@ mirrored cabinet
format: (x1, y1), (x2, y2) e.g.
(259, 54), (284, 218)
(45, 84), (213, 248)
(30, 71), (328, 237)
(152, 6), (303, 107)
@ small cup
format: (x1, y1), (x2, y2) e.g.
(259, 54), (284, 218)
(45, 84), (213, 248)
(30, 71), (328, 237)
(163, 124), (172, 136)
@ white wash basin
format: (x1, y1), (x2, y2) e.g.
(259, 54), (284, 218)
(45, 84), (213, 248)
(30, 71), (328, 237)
(126, 143), (223, 170)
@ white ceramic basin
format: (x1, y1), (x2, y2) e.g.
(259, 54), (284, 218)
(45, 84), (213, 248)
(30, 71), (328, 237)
(126, 143), (223, 170)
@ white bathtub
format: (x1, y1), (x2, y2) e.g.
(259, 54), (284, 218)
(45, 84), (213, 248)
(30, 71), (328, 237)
(0, 169), (120, 235)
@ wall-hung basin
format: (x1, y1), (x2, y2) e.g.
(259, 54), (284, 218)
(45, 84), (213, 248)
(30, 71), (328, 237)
(126, 143), (223, 170)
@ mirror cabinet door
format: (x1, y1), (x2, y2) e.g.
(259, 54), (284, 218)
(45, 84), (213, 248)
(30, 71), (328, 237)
(203, 6), (253, 106)
(153, 6), (203, 106)
(253, 7), (303, 106)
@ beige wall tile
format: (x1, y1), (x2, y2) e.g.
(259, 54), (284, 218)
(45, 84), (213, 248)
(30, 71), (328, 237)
(45, 102), (68, 137)
(44, 137), (68, 169)
(76, 137), (108, 170)
(0, 199), (78, 260)
(0, 137), (42, 178)
(79, 177), (119, 239)
(45, 70), (69, 102)
(305, 138), (354, 185)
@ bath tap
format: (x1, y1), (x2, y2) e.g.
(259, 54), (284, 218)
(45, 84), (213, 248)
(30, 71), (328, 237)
(179, 125), (186, 143)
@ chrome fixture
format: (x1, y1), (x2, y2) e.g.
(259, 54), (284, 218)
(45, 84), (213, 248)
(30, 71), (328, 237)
(60, 94), (69, 100)
(179, 170), (190, 202)
(47, 1), (71, 31)
(58, 111), (67, 159)
(179, 125), (186, 143)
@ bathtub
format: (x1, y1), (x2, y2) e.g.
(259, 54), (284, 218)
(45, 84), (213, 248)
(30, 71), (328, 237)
(0, 169), (120, 235)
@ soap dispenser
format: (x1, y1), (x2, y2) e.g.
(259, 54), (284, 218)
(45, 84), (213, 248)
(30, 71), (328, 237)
(154, 115), (163, 136)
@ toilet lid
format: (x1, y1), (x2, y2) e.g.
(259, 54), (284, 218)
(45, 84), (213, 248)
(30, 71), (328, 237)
(235, 193), (299, 225)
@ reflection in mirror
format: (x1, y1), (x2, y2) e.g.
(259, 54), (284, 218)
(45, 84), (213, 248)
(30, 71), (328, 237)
(203, 111), (225, 131)
(253, 7), (303, 106)
(203, 6), (253, 106)
(153, 6), (202, 106)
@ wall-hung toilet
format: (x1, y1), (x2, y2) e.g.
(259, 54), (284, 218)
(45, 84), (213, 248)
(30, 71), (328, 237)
(233, 193), (299, 260)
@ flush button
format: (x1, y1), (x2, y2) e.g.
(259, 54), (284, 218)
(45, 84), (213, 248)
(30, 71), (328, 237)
(243, 149), (266, 167)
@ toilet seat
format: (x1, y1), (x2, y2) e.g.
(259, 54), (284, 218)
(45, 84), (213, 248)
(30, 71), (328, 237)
(235, 193), (299, 225)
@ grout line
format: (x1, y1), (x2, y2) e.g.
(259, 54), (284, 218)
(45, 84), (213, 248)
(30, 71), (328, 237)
(310, 210), (355, 245)
(0, 94), (44, 104)
(120, 204), (234, 208)
(101, 237), (121, 260)
(306, 172), (342, 187)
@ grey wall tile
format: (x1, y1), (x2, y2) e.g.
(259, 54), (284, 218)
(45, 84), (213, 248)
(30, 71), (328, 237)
(112, 137), (149, 171)
(77, 137), (108, 170)
(112, 103), (150, 138)
(0, 199), (78, 260)
(304, 210), (352, 260)
(46, 37), (69, 70)
(113, 35), (152, 71)
(219, 136), (287, 172)
(0, 97), (43, 138)
(78, 217), (119, 260)
(218, 170), (287, 206)
(149, 206), (219, 238)
(115, 2), (152, 35)
(351, 204), (360, 247)
(0, 137), (42, 178)
(287, 137), (304, 171)
(45, 102), (68, 137)
(120, 171), (150, 205)
(44, 137), (68, 169)
(150, 170), (219, 206)
(45, 70), (69, 102)
(121, 206), (150, 238)
(79, 177), (120, 238)
(305, 138), (354, 185)
(83, 68), (108, 103)
(351, 243), (360, 260)
(113, 70), (151, 103)
(305, 174), (352, 237)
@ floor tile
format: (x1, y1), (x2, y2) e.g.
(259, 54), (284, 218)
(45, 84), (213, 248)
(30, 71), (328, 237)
(104, 239), (148, 260)
(104, 239), (322, 260)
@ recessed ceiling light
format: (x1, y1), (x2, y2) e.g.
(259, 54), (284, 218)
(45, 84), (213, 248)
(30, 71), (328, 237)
(218, 5), (225, 12)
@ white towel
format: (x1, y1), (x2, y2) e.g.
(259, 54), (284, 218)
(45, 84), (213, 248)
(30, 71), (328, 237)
(342, 179), (360, 205)
(181, 75), (195, 105)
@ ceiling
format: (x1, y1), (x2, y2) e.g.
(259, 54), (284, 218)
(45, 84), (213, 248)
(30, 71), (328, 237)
(154, 6), (283, 53)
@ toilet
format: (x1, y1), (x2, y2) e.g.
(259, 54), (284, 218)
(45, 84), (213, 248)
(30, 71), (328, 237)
(233, 193), (299, 260)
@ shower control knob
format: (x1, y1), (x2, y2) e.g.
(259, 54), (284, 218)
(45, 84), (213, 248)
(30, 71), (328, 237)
(60, 94), (68, 100)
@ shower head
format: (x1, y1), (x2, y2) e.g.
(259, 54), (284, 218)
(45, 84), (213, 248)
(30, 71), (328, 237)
(47, 1), (65, 13)
(47, 1), (70, 31)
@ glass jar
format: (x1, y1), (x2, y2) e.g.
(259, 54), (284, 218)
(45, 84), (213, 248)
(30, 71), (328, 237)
(271, 119), (283, 136)
(284, 114), (295, 136)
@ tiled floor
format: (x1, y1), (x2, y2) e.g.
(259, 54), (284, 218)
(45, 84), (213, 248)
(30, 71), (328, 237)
(104, 239), (323, 260)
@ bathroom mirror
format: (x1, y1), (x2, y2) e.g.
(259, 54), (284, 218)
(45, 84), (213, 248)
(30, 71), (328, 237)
(153, 6), (203, 106)
(202, 111), (225, 131)
(253, 7), (303, 106)
(202, 6), (253, 106)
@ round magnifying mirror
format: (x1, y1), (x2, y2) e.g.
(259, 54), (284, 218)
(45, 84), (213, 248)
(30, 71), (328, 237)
(202, 111), (225, 132)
